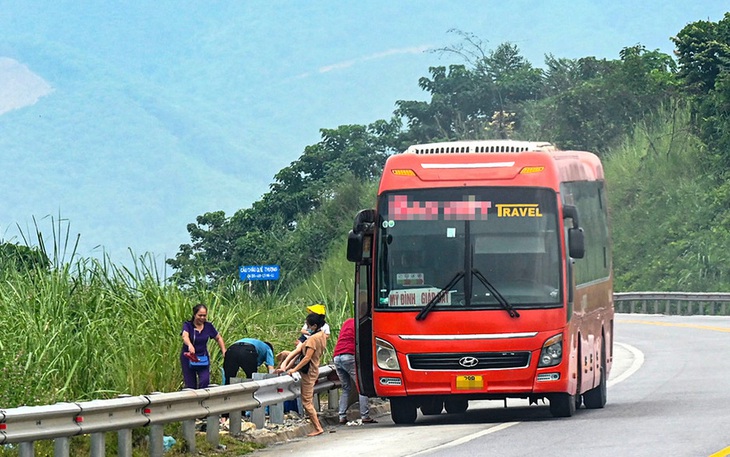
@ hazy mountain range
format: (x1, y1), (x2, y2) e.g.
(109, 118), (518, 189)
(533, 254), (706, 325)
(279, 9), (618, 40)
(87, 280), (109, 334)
(0, 1), (727, 271)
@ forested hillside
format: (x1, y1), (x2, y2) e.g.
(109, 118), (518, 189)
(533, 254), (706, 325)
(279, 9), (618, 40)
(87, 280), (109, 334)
(166, 14), (730, 293)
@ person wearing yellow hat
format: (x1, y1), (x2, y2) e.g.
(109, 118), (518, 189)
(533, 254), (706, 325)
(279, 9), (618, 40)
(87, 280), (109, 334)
(298, 304), (330, 345)
(307, 303), (326, 315)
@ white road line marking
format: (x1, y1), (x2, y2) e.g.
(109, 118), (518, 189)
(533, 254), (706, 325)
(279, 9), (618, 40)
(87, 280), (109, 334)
(406, 422), (521, 456)
(608, 342), (644, 387)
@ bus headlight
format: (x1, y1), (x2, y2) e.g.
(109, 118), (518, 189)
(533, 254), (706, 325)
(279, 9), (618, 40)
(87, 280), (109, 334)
(538, 334), (563, 367)
(375, 338), (400, 371)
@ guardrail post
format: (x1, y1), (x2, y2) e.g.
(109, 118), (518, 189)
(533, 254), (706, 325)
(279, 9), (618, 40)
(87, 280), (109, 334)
(148, 392), (165, 457)
(149, 423), (164, 457)
(181, 420), (196, 454)
(206, 415), (219, 448)
(18, 441), (33, 457)
(251, 374), (268, 429)
(117, 428), (132, 457)
(250, 402), (265, 429)
(228, 377), (245, 435)
(204, 384), (221, 449)
(328, 388), (339, 411)
(229, 409), (243, 435)
(664, 300), (670, 315)
(54, 437), (70, 457)
(269, 401), (284, 424)
(90, 432), (104, 457)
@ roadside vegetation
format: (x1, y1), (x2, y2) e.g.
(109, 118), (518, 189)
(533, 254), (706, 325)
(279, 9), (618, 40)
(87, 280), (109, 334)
(1, 14), (729, 454)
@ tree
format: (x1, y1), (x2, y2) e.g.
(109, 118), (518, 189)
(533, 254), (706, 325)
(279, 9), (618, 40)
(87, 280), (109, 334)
(673, 13), (730, 173)
(532, 46), (676, 153)
(168, 122), (394, 288)
(166, 211), (240, 286)
(672, 13), (730, 94)
(0, 243), (50, 275)
(396, 35), (542, 145)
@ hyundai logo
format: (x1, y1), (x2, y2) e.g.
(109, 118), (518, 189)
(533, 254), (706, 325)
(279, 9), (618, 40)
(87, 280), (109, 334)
(458, 356), (479, 368)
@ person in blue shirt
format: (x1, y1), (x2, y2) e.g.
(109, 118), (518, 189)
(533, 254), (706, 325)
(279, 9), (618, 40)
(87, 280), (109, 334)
(223, 338), (275, 384)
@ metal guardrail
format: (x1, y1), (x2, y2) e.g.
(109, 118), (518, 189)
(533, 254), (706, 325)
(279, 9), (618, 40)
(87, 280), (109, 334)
(0, 364), (341, 457)
(614, 292), (730, 315)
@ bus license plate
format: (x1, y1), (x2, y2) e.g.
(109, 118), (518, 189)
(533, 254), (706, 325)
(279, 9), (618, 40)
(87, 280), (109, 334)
(455, 375), (483, 390)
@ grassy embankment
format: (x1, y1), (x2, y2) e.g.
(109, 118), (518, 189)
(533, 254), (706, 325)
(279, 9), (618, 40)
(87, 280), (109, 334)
(605, 103), (730, 293)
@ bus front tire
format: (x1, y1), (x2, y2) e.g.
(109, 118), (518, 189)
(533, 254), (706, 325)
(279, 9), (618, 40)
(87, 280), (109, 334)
(549, 393), (576, 417)
(420, 398), (443, 415)
(390, 397), (417, 424)
(444, 397), (468, 414)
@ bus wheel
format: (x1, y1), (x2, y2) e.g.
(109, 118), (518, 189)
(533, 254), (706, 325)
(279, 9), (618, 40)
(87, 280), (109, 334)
(444, 397), (468, 414)
(390, 397), (418, 424)
(420, 398), (443, 415)
(549, 393), (576, 417)
(584, 346), (607, 408)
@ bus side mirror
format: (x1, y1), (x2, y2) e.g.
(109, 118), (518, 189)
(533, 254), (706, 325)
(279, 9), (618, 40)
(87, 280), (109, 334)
(568, 227), (585, 259)
(563, 205), (585, 259)
(347, 231), (364, 263)
(347, 209), (376, 263)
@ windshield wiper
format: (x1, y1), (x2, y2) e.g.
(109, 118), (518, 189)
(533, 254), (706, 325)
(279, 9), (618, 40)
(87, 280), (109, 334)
(416, 270), (464, 321)
(472, 269), (520, 318)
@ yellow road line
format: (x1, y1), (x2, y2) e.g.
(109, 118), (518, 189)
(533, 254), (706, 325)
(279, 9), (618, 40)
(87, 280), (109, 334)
(709, 446), (730, 457)
(618, 319), (730, 333)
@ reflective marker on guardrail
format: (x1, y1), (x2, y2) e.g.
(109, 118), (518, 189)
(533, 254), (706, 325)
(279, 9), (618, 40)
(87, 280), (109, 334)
(75, 395), (150, 434)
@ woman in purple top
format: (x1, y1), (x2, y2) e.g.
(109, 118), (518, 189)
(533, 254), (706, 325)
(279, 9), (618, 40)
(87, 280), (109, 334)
(180, 304), (226, 389)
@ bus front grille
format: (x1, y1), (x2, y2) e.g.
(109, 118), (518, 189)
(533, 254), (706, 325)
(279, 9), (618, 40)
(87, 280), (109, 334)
(407, 351), (531, 371)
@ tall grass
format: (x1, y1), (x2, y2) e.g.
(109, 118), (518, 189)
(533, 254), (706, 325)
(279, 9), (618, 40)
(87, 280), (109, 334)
(605, 101), (730, 291)
(0, 234), (356, 408)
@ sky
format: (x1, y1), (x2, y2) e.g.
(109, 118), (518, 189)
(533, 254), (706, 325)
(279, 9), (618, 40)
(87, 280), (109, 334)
(0, 1), (727, 272)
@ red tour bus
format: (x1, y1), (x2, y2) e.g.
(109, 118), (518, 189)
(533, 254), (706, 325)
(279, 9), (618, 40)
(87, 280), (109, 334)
(347, 140), (613, 423)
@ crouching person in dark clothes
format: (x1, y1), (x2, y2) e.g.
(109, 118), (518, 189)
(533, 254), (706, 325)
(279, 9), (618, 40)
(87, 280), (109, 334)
(223, 338), (275, 383)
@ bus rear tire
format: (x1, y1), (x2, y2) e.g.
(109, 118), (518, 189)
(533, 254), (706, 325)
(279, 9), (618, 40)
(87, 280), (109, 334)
(390, 397), (417, 424)
(444, 397), (468, 414)
(549, 393), (576, 417)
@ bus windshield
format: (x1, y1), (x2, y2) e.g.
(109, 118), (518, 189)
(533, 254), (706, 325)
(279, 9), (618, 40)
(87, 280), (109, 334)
(375, 187), (561, 311)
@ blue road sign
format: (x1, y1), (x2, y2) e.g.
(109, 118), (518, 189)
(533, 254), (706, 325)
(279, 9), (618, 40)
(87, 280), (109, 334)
(239, 265), (280, 281)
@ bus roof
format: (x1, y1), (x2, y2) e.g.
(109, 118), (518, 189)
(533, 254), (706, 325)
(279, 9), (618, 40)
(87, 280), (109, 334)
(381, 140), (604, 191)
(404, 140), (556, 155)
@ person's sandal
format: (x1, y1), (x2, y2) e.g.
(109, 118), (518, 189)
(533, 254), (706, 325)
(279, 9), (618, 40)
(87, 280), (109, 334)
(362, 418), (378, 423)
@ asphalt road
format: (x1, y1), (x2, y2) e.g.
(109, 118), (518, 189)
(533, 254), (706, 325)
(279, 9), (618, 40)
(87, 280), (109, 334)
(254, 314), (730, 457)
